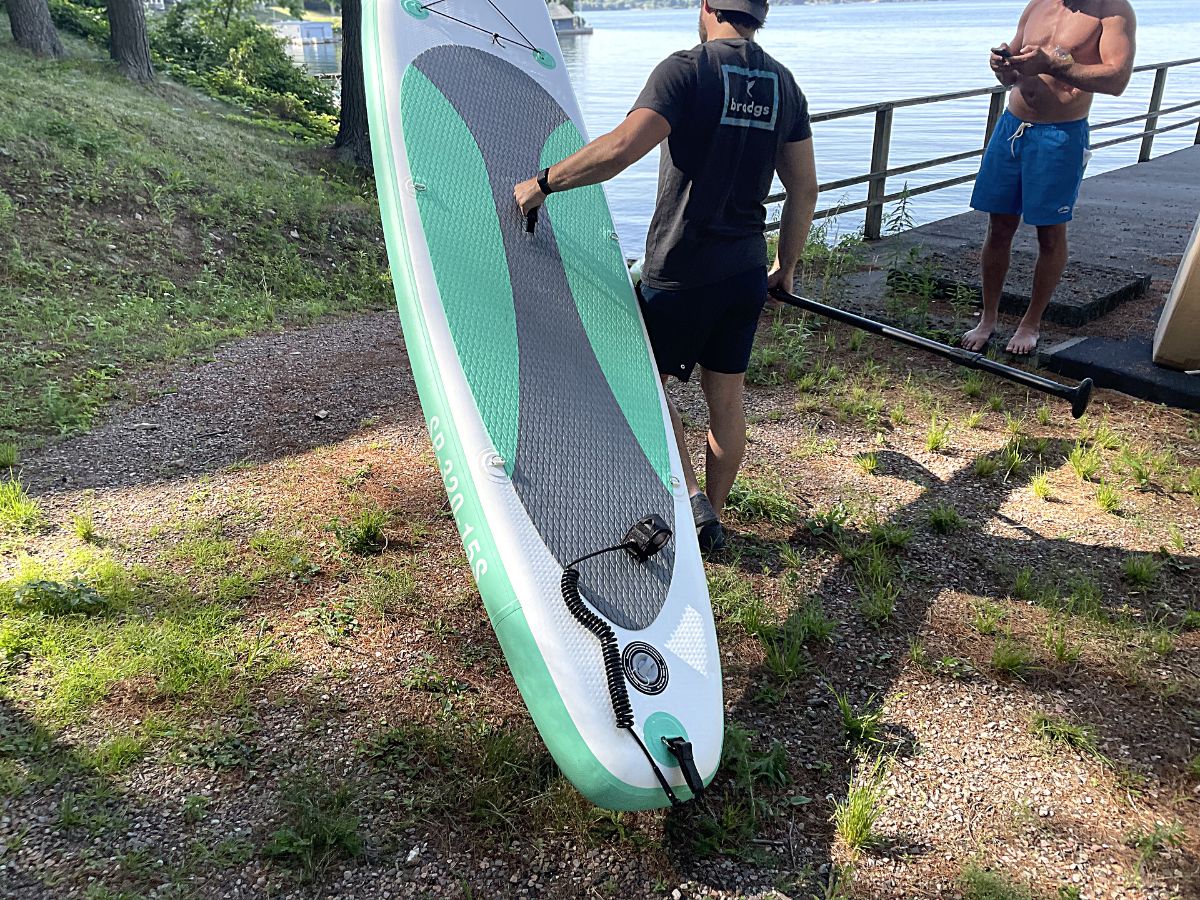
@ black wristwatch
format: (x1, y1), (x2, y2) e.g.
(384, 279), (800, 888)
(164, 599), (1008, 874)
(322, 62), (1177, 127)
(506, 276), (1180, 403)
(537, 166), (555, 196)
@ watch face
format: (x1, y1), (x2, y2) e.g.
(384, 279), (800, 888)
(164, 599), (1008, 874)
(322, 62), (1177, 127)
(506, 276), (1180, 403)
(622, 642), (668, 695)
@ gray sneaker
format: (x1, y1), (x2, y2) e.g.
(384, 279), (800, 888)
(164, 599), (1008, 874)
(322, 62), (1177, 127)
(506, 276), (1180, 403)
(690, 492), (727, 553)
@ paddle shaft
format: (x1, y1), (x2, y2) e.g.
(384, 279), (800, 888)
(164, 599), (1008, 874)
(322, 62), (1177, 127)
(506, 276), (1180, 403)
(768, 287), (1094, 419)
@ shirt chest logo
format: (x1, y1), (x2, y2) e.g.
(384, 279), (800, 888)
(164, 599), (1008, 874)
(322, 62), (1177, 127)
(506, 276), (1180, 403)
(720, 65), (779, 130)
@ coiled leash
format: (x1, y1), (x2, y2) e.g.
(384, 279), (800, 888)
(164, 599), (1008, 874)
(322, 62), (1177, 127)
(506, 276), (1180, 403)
(560, 515), (706, 806)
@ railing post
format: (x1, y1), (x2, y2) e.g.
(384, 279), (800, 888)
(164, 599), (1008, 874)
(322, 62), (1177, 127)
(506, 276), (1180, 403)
(1139, 66), (1168, 162)
(984, 89), (1006, 145)
(865, 107), (893, 240)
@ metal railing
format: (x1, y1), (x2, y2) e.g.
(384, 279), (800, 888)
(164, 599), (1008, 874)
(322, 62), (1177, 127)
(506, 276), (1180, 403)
(766, 56), (1200, 240)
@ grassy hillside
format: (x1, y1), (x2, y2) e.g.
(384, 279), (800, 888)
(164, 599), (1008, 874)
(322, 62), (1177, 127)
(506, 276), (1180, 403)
(0, 19), (392, 446)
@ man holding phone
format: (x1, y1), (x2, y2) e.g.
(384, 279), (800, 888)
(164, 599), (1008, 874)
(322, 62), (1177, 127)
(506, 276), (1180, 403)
(964, 0), (1137, 355)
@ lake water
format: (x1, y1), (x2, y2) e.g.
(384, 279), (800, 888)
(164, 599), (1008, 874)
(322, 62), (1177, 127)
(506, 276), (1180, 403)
(293, 0), (1200, 253)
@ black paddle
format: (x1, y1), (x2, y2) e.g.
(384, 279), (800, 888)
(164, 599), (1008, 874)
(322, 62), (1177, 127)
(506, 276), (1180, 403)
(768, 286), (1094, 419)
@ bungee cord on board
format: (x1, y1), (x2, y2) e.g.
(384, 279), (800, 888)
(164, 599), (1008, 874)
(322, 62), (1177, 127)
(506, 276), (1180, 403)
(418, 0), (539, 51)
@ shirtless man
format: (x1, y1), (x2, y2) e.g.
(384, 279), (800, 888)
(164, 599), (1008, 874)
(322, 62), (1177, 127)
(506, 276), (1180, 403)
(963, 0), (1136, 355)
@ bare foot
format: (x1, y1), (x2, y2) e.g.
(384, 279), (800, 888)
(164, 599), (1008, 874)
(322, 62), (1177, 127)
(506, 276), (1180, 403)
(961, 322), (994, 351)
(1006, 326), (1039, 355)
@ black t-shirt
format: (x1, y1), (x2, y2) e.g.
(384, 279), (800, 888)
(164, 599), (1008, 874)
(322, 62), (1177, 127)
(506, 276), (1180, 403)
(631, 38), (811, 291)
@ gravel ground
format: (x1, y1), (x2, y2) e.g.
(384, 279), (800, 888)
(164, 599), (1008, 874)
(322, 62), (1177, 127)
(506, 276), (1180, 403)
(3, 299), (1199, 899)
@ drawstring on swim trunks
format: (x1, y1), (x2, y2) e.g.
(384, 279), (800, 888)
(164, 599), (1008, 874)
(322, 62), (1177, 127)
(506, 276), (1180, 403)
(1009, 121), (1033, 157)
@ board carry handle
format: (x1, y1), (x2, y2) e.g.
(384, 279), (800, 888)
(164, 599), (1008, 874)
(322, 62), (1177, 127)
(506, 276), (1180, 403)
(768, 286), (1094, 419)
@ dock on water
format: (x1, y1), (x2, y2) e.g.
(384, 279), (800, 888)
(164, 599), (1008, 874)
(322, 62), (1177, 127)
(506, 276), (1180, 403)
(828, 145), (1200, 411)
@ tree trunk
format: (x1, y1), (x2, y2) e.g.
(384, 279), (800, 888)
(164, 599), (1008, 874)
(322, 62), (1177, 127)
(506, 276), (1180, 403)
(107, 0), (154, 83)
(7, 0), (66, 59)
(333, 0), (371, 168)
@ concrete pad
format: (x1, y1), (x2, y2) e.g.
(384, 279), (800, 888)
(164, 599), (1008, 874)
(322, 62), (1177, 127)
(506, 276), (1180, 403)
(1042, 335), (1200, 411)
(888, 249), (1152, 326)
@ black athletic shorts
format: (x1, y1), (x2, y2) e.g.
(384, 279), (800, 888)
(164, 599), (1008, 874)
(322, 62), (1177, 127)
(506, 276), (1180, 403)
(637, 266), (769, 382)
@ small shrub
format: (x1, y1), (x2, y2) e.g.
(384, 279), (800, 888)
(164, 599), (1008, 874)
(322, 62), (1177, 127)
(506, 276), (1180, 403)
(987, 394), (1005, 413)
(963, 372), (984, 399)
(928, 502), (961, 534)
(867, 521), (911, 550)
(1036, 405), (1052, 426)
(805, 502), (851, 543)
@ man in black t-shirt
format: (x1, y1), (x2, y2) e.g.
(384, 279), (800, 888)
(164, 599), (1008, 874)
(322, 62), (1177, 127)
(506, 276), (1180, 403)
(516, 0), (817, 553)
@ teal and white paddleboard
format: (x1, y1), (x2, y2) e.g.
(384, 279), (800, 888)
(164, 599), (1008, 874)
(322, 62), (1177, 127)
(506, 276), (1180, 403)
(363, 0), (722, 810)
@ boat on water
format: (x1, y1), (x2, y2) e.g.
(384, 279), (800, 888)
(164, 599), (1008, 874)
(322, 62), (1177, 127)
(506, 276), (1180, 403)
(548, 2), (594, 35)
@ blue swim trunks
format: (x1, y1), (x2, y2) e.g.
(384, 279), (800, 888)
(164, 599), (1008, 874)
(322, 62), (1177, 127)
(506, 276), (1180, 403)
(970, 109), (1090, 226)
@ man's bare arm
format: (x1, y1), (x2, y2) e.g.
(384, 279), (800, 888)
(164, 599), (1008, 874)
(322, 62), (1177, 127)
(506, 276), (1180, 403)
(991, 3), (1030, 87)
(1011, 3), (1136, 96)
(514, 109), (670, 215)
(767, 137), (818, 290)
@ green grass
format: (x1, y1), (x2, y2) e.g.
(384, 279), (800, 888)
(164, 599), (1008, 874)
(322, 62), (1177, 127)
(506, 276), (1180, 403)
(999, 442), (1025, 479)
(332, 509), (389, 555)
(708, 567), (768, 636)
(1036, 405), (1052, 426)
(724, 471), (799, 524)
(991, 635), (1034, 679)
(0, 477), (45, 534)
(960, 865), (1034, 900)
(1127, 821), (1186, 873)
(971, 601), (1006, 635)
(0, 550), (287, 722)
(0, 34), (391, 444)
(1030, 712), (1101, 758)
(1042, 619), (1081, 667)
(854, 451), (878, 475)
(1030, 470), (1053, 500)
(72, 511), (98, 543)
(1094, 481), (1121, 514)
(832, 756), (886, 852)
(928, 502), (962, 534)
(1120, 553), (1161, 588)
(830, 687), (884, 744)
(973, 455), (999, 478)
(925, 415), (950, 452)
(0, 442), (17, 468)
(965, 410), (985, 429)
(265, 768), (363, 881)
(1067, 442), (1102, 482)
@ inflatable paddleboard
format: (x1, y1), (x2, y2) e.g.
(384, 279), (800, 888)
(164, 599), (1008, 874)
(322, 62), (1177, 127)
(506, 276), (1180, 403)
(363, 0), (723, 809)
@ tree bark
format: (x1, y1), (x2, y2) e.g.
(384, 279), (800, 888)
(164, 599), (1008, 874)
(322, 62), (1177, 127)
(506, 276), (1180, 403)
(7, 0), (66, 59)
(106, 0), (154, 83)
(333, 0), (371, 168)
